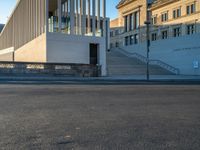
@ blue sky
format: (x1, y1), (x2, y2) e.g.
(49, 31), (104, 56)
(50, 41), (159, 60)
(0, 0), (118, 24)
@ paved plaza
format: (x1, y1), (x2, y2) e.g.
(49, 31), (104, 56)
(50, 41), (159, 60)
(0, 84), (200, 150)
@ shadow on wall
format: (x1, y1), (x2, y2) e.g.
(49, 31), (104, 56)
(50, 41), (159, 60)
(120, 32), (200, 75)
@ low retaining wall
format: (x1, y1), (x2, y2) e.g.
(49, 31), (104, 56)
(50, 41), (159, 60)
(0, 62), (101, 77)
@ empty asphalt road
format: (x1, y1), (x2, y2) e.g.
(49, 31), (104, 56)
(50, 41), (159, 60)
(0, 84), (200, 150)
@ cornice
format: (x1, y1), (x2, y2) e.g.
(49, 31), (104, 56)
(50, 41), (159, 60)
(150, 0), (180, 11)
(117, 0), (137, 9)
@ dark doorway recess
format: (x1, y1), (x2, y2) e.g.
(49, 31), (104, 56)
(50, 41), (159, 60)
(90, 43), (98, 65)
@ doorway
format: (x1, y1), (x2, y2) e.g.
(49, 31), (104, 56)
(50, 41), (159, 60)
(90, 43), (98, 65)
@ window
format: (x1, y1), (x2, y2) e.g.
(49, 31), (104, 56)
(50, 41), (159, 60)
(173, 8), (181, 19)
(173, 27), (181, 37)
(161, 12), (168, 22)
(116, 42), (119, 47)
(187, 3), (195, 15)
(134, 11), (139, 29)
(187, 24), (195, 35)
(151, 33), (157, 41)
(129, 14), (134, 31)
(162, 30), (168, 39)
(152, 16), (157, 25)
(125, 36), (129, 46)
(130, 34), (138, 45)
(124, 16), (128, 32)
(115, 30), (119, 36)
(110, 31), (114, 37)
(191, 4), (195, 13)
(130, 35), (134, 45)
(134, 34), (139, 44)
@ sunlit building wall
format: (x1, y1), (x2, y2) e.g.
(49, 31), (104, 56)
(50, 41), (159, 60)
(0, 0), (109, 76)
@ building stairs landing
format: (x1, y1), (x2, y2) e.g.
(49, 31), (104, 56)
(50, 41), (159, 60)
(107, 48), (176, 76)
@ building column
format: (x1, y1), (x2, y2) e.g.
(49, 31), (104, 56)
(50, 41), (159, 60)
(92, 0), (96, 36)
(87, 0), (91, 34)
(97, 0), (100, 34)
(79, 0), (83, 34)
(70, 0), (75, 34)
(58, 0), (62, 32)
(66, 0), (69, 34)
(82, 0), (86, 35)
(103, 0), (106, 37)
(127, 14), (130, 32)
(45, 0), (49, 33)
(76, 0), (79, 34)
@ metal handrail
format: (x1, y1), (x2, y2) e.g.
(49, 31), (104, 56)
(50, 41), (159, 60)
(117, 48), (180, 75)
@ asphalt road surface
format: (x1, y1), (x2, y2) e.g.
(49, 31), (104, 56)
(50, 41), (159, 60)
(0, 84), (200, 150)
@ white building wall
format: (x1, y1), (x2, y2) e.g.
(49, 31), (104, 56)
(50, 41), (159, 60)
(121, 33), (200, 75)
(46, 32), (107, 76)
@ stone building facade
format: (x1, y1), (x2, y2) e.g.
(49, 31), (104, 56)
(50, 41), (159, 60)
(150, 0), (200, 41)
(110, 0), (200, 47)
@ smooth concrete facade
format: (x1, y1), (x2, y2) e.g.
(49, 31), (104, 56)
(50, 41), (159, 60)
(46, 32), (106, 75)
(121, 33), (200, 75)
(15, 34), (47, 62)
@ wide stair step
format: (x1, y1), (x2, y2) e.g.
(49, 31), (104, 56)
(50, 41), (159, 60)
(107, 49), (174, 76)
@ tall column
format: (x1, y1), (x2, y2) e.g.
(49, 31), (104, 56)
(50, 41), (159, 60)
(76, 0), (79, 34)
(58, 0), (62, 32)
(103, 0), (106, 37)
(127, 14), (130, 32)
(65, 0), (68, 33)
(45, 0), (49, 33)
(82, 0), (86, 35)
(87, 0), (91, 34)
(97, 0), (100, 34)
(70, 0), (75, 34)
(80, 0), (83, 34)
(92, 0), (96, 36)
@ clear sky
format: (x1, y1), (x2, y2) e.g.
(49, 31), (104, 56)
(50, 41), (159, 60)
(0, 0), (119, 24)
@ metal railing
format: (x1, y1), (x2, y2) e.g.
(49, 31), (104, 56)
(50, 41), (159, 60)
(117, 48), (180, 75)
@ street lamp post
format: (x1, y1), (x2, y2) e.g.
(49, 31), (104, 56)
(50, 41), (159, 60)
(144, 10), (151, 81)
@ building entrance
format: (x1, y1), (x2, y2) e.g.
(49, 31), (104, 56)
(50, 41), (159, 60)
(90, 43), (98, 65)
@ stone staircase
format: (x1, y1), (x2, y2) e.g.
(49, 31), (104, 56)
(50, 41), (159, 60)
(107, 49), (174, 76)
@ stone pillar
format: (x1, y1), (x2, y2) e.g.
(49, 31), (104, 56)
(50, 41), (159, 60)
(103, 0), (106, 37)
(87, 0), (91, 34)
(58, 0), (62, 32)
(82, 0), (86, 35)
(70, 0), (75, 34)
(92, 0), (96, 36)
(97, 0), (100, 34)
(45, 0), (49, 33)
(80, 0), (83, 34)
(127, 14), (130, 32)
(76, 0), (79, 34)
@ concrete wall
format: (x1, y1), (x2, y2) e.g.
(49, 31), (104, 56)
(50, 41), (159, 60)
(46, 33), (107, 76)
(14, 34), (47, 62)
(0, 47), (14, 61)
(121, 33), (200, 75)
